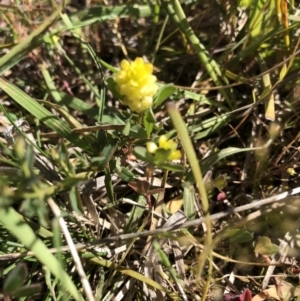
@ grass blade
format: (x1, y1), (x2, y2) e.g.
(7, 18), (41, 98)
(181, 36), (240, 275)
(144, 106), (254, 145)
(0, 77), (95, 152)
(0, 6), (62, 75)
(0, 206), (83, 301)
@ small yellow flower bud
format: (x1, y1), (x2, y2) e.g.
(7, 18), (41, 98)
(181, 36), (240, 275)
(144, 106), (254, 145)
(287, 168), (297, 176)
(146, 142), (158, 154)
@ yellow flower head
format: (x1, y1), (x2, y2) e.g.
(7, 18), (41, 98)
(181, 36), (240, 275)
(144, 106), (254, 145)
(146, 135), (181, 161)
(114, 57), (158, 113)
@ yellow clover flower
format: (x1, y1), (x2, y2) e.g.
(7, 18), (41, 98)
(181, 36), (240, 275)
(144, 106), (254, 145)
(146, 135), (181, 161)
(114, 57), (158, 113)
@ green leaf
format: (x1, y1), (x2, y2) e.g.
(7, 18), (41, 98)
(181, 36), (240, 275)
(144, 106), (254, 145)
(153, 84), (177, 107)
(69, 186), (83, 214)
(143, 108), (155, 137)
(122, 120), (131, 136)
(224, 229), (253, 243)
(133, 146), (155, 164)
(129, 125), (148, 139)
(159, 162), (185, 172)
(183, 182), (196, 220)
(57, 92), (99, 120)
(186, 146), (260, 183)
(255, 236), (279, 255)
(3, 263), (28, 294)
(201, 147), (254, 173)
(8, 284), (42, 298)
(144, 107), (156, 123)
(214, 175), (227, 190)
(114, 158), (135, 181)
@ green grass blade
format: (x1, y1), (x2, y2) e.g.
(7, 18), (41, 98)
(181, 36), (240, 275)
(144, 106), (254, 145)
(0, 78), (95, 152)
(0, 6), (62, 75)
(167, 102), (212, 288)
(0, 206), (83, 301)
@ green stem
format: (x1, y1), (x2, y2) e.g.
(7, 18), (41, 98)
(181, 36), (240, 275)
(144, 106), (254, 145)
(167, 102), (212, 300)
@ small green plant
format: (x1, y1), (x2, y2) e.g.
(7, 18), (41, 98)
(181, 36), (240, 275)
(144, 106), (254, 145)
(0, 0), (300, 300)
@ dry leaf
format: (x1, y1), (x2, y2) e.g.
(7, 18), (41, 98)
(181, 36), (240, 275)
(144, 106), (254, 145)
(252, 282), (300, 301)
(166, 195), (183, 214)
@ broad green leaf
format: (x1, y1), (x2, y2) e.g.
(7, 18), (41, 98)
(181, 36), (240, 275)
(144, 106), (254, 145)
(143, 108), (156, 137)
(153, 241), (179, 281)
(224, 229), (253, 243)
(117, 168), (135, 182)
(201, 147), (254, 172)
(184, 90), (229, 111)
(24, 217), (53, 238)
(190, 114), (231, 140)
(40, 64), (63, 104)
(255, 236), (279, 255)
(122, 120), (132, 136)
(133, 146), (155, 164)
(58, 92), (99, 119)
(129, 125), (148, 139)
(144, 107), (156, 123)
(153, 84), (177, 107)
(3, 263), (27, 293)
(7, 284), (42, 298)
